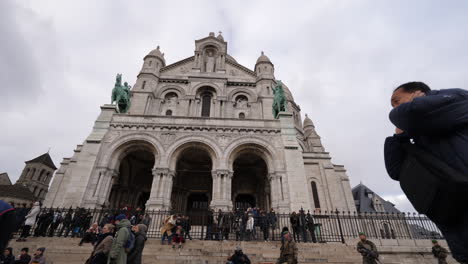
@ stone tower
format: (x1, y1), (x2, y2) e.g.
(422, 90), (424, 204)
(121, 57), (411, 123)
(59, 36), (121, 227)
(45, 32), (355, 213)
(16, 152), (57, 201)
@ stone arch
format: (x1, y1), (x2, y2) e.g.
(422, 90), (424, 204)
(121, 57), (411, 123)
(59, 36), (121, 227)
(101, 134), (163, 209)
(99, 133), (165, 170)
(165, 135), (222, 171)
(155, 85), (186, 99)
(227, 139), (277, 211)
(297, 139), (306, 152)
(227, 88), (258, 103)
(199, 42), (224, 53)
(191, 82), (222, 97)
(224, 137), (279, 173)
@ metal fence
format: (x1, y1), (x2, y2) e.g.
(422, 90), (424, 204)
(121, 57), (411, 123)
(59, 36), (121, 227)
(13, 207), (443, 243)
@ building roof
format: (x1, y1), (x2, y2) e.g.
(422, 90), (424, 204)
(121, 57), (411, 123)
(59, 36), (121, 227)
(0, 172), (12, 185)
(352, 183), (400, 213)
(256, 51), (272, 65)
(303, 114), (315, 129)
(26, 153), (57, 170)
(0, 184), (36, 201)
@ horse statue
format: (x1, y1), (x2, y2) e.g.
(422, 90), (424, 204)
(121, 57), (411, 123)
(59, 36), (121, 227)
(111, 73), (131, 113)
(272, 80), (286, 118)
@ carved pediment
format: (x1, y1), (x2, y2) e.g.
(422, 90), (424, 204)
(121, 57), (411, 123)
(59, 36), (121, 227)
(160, 57), (194, 75)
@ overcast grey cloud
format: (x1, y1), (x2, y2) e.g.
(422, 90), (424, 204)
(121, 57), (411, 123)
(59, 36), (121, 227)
(1, 0), (468, 212)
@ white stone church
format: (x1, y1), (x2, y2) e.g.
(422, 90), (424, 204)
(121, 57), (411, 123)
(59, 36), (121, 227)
(45, 32), (355, 213)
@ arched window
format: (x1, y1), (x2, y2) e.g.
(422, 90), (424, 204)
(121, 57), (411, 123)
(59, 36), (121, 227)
(142, 81), (146, 90)
(45, 172), (50, 182)
(166, 110), (173, 116)
(148, 60), (152, 66)
(239, 113), (245, 119)
(30, 168), (36, 179)
(165, 92), (178, 105)
(38, 170), (45, 182)
(311, 181), (321, 209)
(201, 93), (212, 117)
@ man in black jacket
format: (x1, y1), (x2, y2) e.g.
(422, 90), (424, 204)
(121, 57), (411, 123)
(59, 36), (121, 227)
(384, 82), (468, 263)
(127, 224), (147, 264)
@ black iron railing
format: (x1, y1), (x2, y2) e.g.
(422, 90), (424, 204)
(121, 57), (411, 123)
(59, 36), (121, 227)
(13, 207), (443, 243)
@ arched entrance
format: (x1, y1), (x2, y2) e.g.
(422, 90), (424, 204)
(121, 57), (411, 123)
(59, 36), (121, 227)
(108, 148), (155, 209)
(231, 152), (270, 211)
(171, 146), (213, 213)
(235, 194), (256, 210)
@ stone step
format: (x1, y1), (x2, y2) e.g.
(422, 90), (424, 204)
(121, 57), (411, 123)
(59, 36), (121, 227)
(6, 237), (366, 264)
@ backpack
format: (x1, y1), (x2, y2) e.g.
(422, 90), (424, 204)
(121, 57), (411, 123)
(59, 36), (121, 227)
(400, 143), (468, 225)
(124, 229), (135, 253)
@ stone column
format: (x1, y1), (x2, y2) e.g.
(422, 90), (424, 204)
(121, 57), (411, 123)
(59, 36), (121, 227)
(146, 168), (172, 210)
(163, 171), (175, 209)
(210, 170), (232, 211)
(269, 173), (280, 210)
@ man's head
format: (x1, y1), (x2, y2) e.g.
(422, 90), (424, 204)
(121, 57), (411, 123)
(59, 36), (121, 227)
(358, 232), (367, 241)
(235, 246), (243, 254)
(391, 82), (431, 108)
(115, 214), (126, 224)
(432, 239), (439, 245)
(21, 248), (29, 255)
(284, 232), (292, 241)
(35, 247), (45, 256)
(4, 247), (12, 256)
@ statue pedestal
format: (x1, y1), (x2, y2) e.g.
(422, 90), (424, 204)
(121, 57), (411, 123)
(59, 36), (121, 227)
(278, 111), (311, 212)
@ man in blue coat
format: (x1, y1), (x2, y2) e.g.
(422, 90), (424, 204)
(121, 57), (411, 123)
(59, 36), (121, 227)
(384, 82), (468, 263)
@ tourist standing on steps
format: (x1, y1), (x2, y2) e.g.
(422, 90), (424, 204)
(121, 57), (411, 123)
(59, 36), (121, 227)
(289, 212), (299, 242)
(431, 240), (449, 264)
(14, 247), (31, 264)
(226, 246), (251, 264)
(276, 232), (298, 264)
(306, 210), (317, 243)
(89, 224), (114, 264)
(17, 201), (40, 242)
(268, 208), (277, 240)
(245, 214), (254, 241)
(182, 216), (192, 240)
(108, 214), (131, 264)
(160, 215), (176, 245)
(127, 224), (147, 264)
(356, 233), (379, 264)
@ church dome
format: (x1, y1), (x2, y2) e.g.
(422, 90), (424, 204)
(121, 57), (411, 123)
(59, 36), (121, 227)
(281, 82), (295, 102)
(256, 51), (272, 65)
(303, 114), (315, 128)
(146, 46), (165, 63)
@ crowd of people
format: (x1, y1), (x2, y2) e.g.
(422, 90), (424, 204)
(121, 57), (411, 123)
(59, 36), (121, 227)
(200, 207), (319, 243)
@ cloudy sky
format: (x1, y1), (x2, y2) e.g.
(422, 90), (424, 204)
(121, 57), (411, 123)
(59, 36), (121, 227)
(2, 0), (467, 211)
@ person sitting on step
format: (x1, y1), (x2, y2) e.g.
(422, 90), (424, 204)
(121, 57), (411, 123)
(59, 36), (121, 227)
(227, 246), (251, 264)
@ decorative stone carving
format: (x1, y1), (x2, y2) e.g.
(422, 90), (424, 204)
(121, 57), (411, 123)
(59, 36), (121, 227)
(161, 133), (176, 145)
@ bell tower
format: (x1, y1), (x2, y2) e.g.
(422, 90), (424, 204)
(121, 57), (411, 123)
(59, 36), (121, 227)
(16, 152), (57, 201)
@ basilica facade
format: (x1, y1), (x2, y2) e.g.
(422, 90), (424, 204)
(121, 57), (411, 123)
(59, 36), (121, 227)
(45, 33), (355, 213)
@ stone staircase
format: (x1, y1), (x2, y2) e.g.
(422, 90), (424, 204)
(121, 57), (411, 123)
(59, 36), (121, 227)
(10, 238), (362, 264)
(9, 237), (458, 264)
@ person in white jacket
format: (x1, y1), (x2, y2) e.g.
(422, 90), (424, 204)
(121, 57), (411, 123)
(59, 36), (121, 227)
(246, 214), (255, 241)
(17, 202), (41, 242)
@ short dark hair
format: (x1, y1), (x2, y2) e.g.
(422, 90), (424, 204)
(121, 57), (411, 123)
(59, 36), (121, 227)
(394, 82), (431, 93)
(21, 247), (29, 252)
